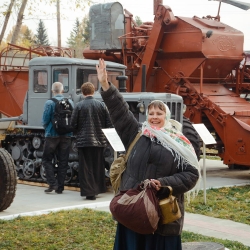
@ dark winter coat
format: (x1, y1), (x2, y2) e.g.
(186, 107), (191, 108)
(101, 84), (199, 236)
(70, 96), (112, 147)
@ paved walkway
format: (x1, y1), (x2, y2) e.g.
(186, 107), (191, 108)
(1, 159), (250, 248)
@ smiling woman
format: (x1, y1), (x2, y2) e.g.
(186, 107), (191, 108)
(147, 100), (167, 128)
(96, 58), (201, 250)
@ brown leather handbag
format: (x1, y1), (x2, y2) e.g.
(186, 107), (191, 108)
(159, 186), (182, 224)
(109, 179), (161, 234)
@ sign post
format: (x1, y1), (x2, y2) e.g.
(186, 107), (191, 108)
(102, 128), (125, 160)
(192, 124), (216, 204)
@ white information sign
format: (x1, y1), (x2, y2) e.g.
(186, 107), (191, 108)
(192, 124), (216, 145)
(102, 128), (125, 152)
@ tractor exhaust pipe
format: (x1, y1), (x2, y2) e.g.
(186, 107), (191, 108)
(116, 75), (128, 92)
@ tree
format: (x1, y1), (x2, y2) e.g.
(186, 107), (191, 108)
(67, 18), (82, 47)
(1, 0), (91, 47)
(0, 40), (8, 51)
(10, 0), (28, 44)
(82, 17), (90, 46)
(135, 16), (143, 26)
(0, 0), (16, 44)
(6, 24), (33, 47)
(22, 27), (35, 47)
(66, 16), (90, 57)
(34, 20), (50, 45)
(67, 17), (89, 58)
(56, 0), (61, 47)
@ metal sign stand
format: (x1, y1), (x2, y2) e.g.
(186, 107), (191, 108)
(202, 142), (207, 204)
(192, 124), (216, 204)
(102, 127), (125, 166)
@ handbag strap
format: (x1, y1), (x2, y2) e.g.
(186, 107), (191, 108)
(124, 132), (141, 162)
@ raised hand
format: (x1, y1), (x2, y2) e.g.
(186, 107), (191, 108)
(96, 58), (109, 91)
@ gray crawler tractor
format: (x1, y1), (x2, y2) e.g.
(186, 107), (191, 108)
(0, 57), (200, 187)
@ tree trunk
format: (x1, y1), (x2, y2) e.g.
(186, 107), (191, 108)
(0, 0), (16, 44)
(10, 0), (28, 45)
(57, 0), (61, 47)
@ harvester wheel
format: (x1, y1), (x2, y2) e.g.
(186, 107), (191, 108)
(0, 148), (17, 211)
(183, 117), (201, 161)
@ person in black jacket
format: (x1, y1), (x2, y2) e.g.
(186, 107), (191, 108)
(71, 82), (112, 200)
(96, 59), (201, 250)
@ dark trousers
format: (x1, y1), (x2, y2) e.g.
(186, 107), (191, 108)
(42, 136), (71, 191)
(114, 223), (182, 250)
(78, 147), (106, 197)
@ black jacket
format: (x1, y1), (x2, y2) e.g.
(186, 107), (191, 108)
(71, 96), (112, 147)
(101, 84), (199, 236)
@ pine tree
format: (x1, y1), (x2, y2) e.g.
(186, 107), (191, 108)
(34, 20), (50, 46)
(67, 18), (86, 58)
(82, 17), (90, 46)
(22, 27), (35, 46)
(67, 18), (84, 47)
(135, 16), (143, 26)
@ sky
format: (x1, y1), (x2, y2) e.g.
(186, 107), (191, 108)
(1, 0), (250, 50)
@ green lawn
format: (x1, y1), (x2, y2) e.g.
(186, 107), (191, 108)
(0, 208), (249, 250)
(0, 185), (250, 250)
(185, 185), (250, 225)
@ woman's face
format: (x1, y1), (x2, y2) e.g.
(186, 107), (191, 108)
(147, 106), (166, 128)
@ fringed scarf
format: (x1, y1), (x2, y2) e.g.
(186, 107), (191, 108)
(142, 102), (201, 202)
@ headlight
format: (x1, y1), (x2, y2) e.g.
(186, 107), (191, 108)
(183, 104), (187, 114)
(137, 102), (145, 114)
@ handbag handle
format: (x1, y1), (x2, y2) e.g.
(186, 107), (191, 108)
(160, 186), (173, 196)
(160, 186), (179, 214)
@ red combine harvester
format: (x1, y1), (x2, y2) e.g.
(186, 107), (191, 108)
(83, 0), (250, 168)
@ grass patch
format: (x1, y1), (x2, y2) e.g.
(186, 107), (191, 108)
(0, 206), (249, 250)
(1, 186), (250, 249)
(201, 148), (221, 160)
(0, 209), (116, 250)
(201, 155), (221, 160)
(185, 185), (250, 225)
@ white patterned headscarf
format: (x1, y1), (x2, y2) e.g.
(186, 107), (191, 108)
(142, 100), (201, 201)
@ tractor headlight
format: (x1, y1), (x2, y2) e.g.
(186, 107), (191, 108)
(137, 102), (145, 114)
(183, 104), (187, 114)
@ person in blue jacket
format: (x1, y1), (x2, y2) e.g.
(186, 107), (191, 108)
(42, 82), (74, 194)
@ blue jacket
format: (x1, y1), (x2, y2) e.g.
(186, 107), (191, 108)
(42, 94), (74, 137)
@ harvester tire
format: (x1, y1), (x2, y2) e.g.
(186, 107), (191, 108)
(0, 148), (17, 211)
(183, 117), (201, 161)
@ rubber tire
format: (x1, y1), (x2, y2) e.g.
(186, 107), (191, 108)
(182, 116), (201, 161)
(0, 148), (17, 211)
